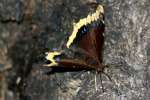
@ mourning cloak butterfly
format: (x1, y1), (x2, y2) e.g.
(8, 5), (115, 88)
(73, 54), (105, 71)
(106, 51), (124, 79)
(46, 3), (105, 70)
(45, 3), (111, 90)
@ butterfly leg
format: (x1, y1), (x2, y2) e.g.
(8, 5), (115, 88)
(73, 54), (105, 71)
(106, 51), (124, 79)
(99, 73), (104, 92)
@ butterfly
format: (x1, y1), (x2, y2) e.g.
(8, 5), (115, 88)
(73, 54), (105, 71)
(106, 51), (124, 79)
(45, 3), (111, 90)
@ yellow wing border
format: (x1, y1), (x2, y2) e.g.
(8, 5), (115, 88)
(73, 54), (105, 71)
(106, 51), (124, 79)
(45, 4), (104, 67)
(66, 5), (104, 48)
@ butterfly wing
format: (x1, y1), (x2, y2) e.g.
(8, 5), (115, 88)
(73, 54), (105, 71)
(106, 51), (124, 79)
(91, 22), (105, 63)
(45, 4), (105, 72)
(76, 21), (105, 64)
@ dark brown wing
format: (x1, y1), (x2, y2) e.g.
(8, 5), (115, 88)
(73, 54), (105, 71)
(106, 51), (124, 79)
(46, 59), (101, 74)
(93, 22), (105, 63)
(78, 22), (105, 64)
(57, 59), (96, 69)
(53, 58), (104, 72)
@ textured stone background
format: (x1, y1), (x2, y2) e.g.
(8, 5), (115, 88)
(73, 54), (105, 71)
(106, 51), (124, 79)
(0, 0), (149, 100)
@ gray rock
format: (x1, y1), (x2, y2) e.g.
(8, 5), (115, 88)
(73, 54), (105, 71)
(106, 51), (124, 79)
(0, 0), (149, 100)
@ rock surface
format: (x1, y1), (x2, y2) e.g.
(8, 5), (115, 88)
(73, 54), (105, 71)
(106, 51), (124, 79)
(0, 0), (149, 100)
